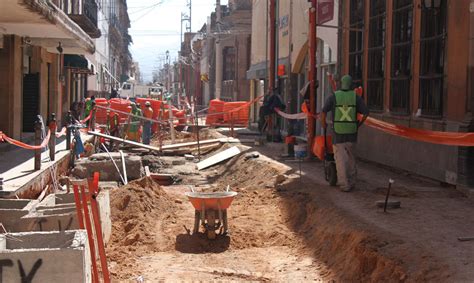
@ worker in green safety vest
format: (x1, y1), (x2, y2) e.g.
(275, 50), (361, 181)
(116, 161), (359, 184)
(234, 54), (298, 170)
(127, 102), (142, 142)
(84, 96), (95, 120)
(321, 75), (369, 192)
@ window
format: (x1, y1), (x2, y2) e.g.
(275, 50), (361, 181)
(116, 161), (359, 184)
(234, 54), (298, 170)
(223, 47), (236, 81)
(390, 0), (413, 113)
(367, 0), (386, 111)
(122, 84), (131, 90)
(349, 0), (364, 87)
(419, 0), (447, 117)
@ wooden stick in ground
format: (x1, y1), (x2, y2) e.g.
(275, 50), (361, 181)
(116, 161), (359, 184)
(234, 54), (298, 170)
(89, 172), (111, 283)
(79, 184), (100, 283)
(384, 179), (395, 213)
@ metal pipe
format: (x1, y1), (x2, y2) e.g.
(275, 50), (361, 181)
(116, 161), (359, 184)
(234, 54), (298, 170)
(120, 150), (128, 185)
(101, 144), (125, 184)
(215, 0), (223, 99)
(308, 0), (318, 156)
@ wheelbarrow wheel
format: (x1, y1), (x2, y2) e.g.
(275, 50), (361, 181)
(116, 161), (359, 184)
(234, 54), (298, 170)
(222, 210), (228, 235)
(326, 161), (337, 186)
(206, 210), (217, 240)
(193, 211), (200, 234)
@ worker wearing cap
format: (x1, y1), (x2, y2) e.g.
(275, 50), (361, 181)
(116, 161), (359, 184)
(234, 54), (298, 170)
(142, 101), (154, 145)
(320, 75), (369, 192)
(127, 102), (142, 142)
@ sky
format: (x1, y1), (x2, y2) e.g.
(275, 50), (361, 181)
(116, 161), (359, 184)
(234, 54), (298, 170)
(128, 0), (228, 83)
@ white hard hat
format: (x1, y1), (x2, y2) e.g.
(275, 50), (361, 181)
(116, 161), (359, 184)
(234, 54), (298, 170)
(145, 101), (151, 106)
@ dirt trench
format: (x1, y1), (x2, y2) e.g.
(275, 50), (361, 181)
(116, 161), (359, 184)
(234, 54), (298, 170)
(105, 147), (449, 282)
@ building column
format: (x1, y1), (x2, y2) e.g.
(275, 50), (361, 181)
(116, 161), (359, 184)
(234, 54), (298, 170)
(0, 35), (22, 139)
(457, 0), (474, 192)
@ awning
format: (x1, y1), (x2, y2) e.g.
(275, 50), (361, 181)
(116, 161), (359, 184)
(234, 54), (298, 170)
(64, 54), (94, 74)
(0, 0), (95, 54)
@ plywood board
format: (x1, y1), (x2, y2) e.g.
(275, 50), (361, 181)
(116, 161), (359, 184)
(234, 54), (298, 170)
(196, 146), (241, 170)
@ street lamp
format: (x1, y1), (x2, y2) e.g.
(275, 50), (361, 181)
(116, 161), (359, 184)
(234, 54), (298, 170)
(166, 50), (170, 94)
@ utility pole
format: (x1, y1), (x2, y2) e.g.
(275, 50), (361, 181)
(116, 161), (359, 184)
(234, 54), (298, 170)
(308, 0), (317, 155)
(188, 0), (192, 32)
(215, 0), (223, 99)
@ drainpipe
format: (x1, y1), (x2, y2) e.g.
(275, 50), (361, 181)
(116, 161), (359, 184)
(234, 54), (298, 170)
(269, 0), (276, 92)
(215, 0), (223, 99)
(308, 0), (317, 155)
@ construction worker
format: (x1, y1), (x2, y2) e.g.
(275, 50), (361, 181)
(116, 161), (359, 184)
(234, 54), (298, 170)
(320, 75), (369, 192)
(84, 96), (95, 120)
(127, 102), (142, 142)
(108, 112), (120, 149)
(142, 101), (154, 145)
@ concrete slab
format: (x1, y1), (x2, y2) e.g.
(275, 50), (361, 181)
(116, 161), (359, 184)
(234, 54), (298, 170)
(37, 191), (111, 243)
(0, 230), (91, 282)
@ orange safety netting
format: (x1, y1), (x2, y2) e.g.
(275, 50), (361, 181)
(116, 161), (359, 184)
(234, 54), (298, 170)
(364, 117), (474, 147)
(0, 130), (51, 150)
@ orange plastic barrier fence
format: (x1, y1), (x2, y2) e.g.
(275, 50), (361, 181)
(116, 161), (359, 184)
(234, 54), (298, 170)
(223, 101), (249, 125)
(109, 99), (131, 123)
(94, 98), (109, 124)
(206, 99), (225, 125)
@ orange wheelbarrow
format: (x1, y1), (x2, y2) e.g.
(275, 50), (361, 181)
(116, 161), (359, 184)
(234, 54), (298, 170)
(185, 190), (238, 239)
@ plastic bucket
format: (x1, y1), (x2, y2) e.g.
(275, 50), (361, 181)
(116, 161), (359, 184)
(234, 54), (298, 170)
(294, 144), (307, 158)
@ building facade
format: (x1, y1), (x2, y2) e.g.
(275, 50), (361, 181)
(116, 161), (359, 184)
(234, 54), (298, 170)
(0, 0), (97, 138)
(339, 0), (474, 189)
(0, 0), (132, 140)
(247, 0), (339, 134)
(198, 0), (252, 106)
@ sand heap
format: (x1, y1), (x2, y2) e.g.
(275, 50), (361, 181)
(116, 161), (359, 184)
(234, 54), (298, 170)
(107, 177), (177, 279)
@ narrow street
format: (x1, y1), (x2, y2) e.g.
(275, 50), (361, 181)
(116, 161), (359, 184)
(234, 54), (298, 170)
(102, 129), (474, 282)
(1, 0), (474, 282)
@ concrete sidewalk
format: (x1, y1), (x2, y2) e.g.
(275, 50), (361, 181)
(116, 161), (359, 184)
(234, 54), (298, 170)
(0, 138), (70, 197)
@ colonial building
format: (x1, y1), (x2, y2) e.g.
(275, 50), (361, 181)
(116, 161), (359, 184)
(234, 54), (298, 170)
(338, 0), (474, 189)
(247, 0), (339, 134)
(198, 0), (252, 105)
(0, 0), (98, 138)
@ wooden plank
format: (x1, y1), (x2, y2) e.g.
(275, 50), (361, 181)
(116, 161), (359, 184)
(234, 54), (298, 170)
(161, 138), (240, 150)
(196, 146), (241, 170)
(89, 131), (162, 151)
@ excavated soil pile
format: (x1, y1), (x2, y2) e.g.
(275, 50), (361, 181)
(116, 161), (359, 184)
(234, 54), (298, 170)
(276, 179), (450, 282)
(107, 177), (178, 279)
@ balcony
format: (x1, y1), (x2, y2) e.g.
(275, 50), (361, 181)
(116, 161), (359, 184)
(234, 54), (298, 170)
(64, 0), (101, 38)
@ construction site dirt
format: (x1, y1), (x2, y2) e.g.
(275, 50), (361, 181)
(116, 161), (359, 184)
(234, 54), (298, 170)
(104, 129), (474, 282)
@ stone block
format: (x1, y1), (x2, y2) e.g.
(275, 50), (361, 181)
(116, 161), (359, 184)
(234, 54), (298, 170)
(0, 230), (91, 282)
(72, 155), (142, 182)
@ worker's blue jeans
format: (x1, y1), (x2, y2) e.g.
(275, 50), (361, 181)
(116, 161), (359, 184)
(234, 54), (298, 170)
(142, 121), (151, 145)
